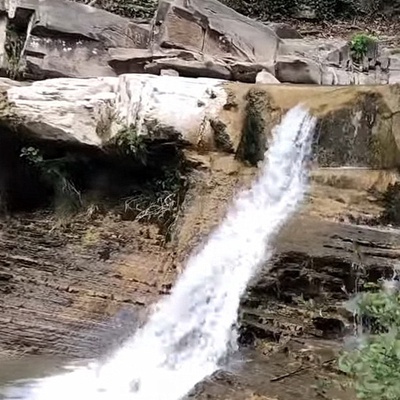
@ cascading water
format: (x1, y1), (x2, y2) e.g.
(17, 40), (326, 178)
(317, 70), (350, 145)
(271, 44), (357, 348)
(7, 105), (316, 400)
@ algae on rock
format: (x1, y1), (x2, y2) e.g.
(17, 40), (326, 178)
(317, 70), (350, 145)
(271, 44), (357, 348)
(236, 88), (270, 166)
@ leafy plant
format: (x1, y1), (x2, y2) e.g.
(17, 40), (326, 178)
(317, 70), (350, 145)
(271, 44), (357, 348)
(339, 283), (400, 400)
(112, 124), (148, 165)
(350, 34), (377, 63)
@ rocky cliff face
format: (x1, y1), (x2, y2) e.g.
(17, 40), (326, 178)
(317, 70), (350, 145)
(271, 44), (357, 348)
(1, 1), (400, 399)
(0, 0), (398, 86)
(1, 74), (400, 400)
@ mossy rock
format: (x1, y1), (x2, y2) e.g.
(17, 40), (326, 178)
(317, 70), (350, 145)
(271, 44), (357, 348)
(314, 91), (400, 168)
(236, 88), (270, 166)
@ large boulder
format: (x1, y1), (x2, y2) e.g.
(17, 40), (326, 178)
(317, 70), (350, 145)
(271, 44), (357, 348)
(3, 0), (150, 79)
(5, 75), (229, 149)
(6, 77), (118, 145)
(153, 0), (280, 64)
(0, 0), (284, 82)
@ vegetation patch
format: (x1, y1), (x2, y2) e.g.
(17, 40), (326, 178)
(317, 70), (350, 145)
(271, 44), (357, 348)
(122, 166), (188, 240)
(339, 280), (400, 400)
(107, 124), (148, 165)
(350, 33), (378, 63)
(17, 133), (189, 241)
(221, 0), (377, 21)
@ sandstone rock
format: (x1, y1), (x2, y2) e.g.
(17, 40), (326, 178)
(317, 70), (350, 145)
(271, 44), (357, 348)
(7, 77), (117, 146)
(324, 42), (351, 68)
(5, 74), (400, 169)
(12, 0), (150, 79)
(389, 71), (400, 84)
(377, 54), (390, 71)
(154, 0), (280, 63)
(6, 74), (229, 149)
(160, 69), (179, 76)
(0, 77), (30, 89)
(255, 70), (280, 84)
(23, 36), (117, 79)
(275, 56), (322, 84)
(278, 38), (349, 65)
(20, 0), (149, 47)
(115, 74), (228, 146)
(389, 54), (400, 70)
(0, 15), (7, 74)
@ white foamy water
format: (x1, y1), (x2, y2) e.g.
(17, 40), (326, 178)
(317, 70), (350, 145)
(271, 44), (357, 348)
(7, 106), (316, 400)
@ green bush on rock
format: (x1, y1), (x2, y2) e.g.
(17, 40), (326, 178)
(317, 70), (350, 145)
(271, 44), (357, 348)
(110, 124), (148, 165)
(350, 33), (377, 63)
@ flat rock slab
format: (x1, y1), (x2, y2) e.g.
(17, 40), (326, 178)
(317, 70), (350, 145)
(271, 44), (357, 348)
(6, 74), (228, 148)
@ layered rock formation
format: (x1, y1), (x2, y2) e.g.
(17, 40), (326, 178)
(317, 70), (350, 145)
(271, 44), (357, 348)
(0, 0), (396, 85)
(3, 74), (400, 168)
(1, 1), (400, 399)
(2, 76), (400, 400)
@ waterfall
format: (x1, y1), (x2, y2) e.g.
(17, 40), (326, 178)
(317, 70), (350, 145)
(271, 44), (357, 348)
(9, 105), (316, 400)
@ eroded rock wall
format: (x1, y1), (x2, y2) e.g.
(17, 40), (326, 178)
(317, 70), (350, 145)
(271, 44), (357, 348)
(2, 76), (400, 360)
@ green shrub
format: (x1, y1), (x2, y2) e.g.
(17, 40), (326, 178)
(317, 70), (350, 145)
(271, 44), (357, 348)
(339, 282), (400, 400)
(110, 124), (148, 165)
(350, 34), (377, 63)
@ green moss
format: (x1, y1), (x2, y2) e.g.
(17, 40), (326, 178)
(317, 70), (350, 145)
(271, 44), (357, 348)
(236, 88), (268, 166)
(210, 119), (234, 153)
(339, 284), (400, 400)
(379, 182), (400, 225)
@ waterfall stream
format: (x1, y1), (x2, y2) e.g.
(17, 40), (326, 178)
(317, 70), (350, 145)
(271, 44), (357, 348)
(5, 105), (316, 400)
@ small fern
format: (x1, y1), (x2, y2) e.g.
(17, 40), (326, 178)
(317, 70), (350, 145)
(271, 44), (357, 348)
(112, 124), (148, 165)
